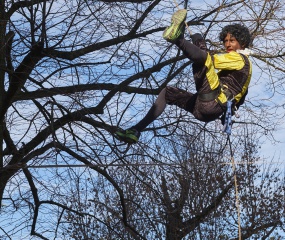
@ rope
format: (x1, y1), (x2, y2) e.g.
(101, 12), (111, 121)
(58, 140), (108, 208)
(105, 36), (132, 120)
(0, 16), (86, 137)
(222, 100), (241, 239)
(3, 158), (281, 170)
(227, 135), (242, 240)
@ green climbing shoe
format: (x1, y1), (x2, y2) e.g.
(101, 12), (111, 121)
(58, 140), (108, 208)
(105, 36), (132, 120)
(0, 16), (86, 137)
(163, 9), (187, 42)
(115, 128), (141, 144)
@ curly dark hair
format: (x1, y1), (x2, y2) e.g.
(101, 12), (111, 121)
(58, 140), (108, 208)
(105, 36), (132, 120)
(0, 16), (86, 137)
(219, 24), (251, 48)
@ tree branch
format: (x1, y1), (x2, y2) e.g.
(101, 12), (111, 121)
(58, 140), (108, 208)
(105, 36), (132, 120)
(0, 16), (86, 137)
(45, 28), (164, 60)
(182, 180), (234, 234)
(7, 0), (47, 18)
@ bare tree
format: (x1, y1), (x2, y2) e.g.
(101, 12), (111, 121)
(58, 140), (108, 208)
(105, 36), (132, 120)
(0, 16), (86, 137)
(0, 0), (284, 239)
(63, 125), (284, 239)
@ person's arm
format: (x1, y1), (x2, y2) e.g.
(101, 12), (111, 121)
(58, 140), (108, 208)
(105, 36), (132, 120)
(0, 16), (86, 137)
(213, 51), (245, 70)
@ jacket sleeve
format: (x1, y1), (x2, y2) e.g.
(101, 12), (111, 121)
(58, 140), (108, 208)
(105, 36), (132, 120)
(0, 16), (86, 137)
(213, 51), (245, 70)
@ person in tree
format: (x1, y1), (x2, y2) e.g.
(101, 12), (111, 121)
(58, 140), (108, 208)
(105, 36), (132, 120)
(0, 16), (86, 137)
(115, 9), (252, 144)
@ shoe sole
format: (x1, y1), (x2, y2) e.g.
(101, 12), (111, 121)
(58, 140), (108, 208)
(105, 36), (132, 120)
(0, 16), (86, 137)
(115, 131), (138, 144)
(163, 9), (187, 41)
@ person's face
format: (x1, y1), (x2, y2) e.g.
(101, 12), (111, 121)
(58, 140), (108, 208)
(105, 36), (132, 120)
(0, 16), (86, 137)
(223, 33), (243, 52)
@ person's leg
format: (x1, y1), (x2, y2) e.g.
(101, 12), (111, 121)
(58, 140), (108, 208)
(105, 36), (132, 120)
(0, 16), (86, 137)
(132, 88), (167, 132)
(162, 8), (207, 65)
(115, 86), (197, 144)
(162, 8), (214, 94)
(175, 38), (207, 66)
(115, 89), (167, 144)
(115, 9), (215, 143)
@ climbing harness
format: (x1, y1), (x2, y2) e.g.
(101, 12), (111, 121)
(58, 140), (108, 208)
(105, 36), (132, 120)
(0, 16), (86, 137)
(198, 85), (221, 102)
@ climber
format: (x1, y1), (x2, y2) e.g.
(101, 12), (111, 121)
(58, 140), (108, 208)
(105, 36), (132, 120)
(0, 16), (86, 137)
(116, 9), (252, 144)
